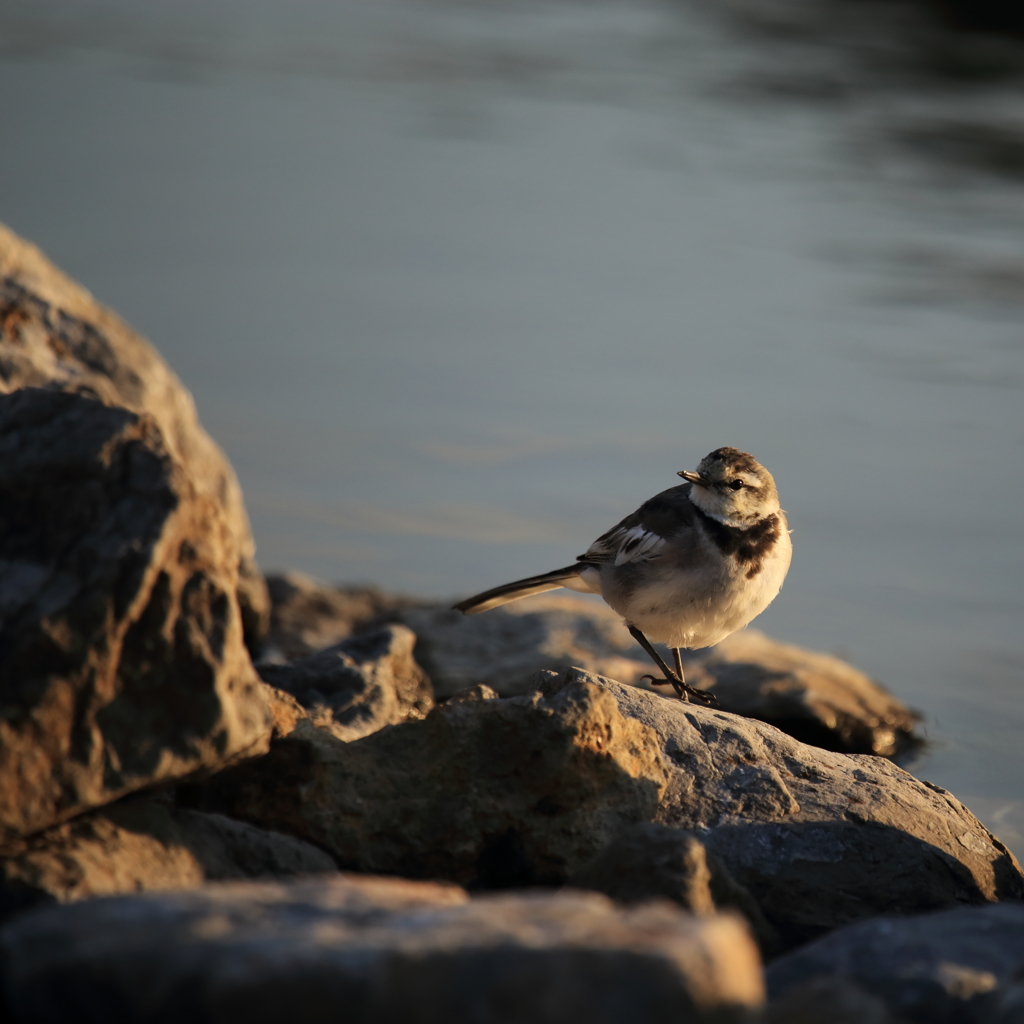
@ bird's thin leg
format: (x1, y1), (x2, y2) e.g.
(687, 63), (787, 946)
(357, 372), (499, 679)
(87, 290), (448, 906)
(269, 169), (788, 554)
(628, 626), (719, 706)
(671, 647), (717, 704)
(628, 626), (687, 701)
(672, 648), (685, 683)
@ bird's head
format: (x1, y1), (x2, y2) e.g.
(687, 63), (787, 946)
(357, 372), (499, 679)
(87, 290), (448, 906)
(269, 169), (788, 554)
(678, 447), (780, 528)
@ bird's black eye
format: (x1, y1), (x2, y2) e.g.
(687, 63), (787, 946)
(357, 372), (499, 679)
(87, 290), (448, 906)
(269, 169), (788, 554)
(729, 479), (744, 491)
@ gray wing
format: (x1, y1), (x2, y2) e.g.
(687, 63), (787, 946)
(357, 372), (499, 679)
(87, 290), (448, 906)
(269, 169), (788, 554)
(579, 484), (698, 567)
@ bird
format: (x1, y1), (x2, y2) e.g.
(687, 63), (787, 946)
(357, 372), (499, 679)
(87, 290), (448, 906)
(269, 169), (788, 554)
(453, 447), (792, 704)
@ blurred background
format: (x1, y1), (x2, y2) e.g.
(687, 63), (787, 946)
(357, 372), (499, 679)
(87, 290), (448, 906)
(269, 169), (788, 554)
(1, 0), (1023, 843)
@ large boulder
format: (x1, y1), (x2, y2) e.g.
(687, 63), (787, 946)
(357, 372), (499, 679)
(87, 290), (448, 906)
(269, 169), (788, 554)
(256, 623), (434, 742)
(766, 903), (1024, 1023)
(0, 875), (765, 1024)
(397, 595), (920, 757)
(192, 673), (668, 887)
(0, 793), (336, 922)
(0, 222), (269, 649)
(190, 668), (1021, 948)
(0, 388), (271, 843)
(609, 671), (1022, 948)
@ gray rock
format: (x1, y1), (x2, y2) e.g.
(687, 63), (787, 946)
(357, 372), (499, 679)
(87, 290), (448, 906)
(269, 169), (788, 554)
(605, 669), (1022, 948)
(257, 624), (434, 742)
(397, 594), (653, 698)
(991, 970), (1024, 1024)
(767, 903), (1024, 1024)
(191, 670), (669, 888)
(567, 822), (782, 956)
(0, 388), (271, 843)
(569, 823), (719, 915)
(0, 794), (336, 922)
(0, 222), (270, 650)
(263, 571), (419, 660)
(0, 875), (764, 1024)
(189, 667), (1021, 949)
(681, 629), (920, 757)
(763, 977), (898, 1024)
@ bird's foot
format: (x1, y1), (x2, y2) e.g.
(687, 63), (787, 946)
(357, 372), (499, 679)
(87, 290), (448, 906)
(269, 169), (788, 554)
(640, 674), (718, 707)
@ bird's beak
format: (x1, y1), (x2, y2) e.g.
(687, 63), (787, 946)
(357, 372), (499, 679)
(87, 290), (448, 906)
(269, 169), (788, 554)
(677, 470), (704, 485)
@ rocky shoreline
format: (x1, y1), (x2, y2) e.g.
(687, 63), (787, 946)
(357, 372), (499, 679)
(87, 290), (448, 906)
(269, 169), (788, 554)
(1, 221), (1023, 1022)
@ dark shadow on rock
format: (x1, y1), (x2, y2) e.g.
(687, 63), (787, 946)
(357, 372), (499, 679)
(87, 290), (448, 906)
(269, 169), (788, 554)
(768, 902), (1024, 1023)
(567, 821), (783, 956)
(473, 830), (535, 889)
(702, 817), (1015, 952)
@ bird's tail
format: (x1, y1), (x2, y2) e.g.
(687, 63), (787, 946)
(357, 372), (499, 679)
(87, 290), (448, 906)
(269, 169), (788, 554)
(453, 564), (584, 615)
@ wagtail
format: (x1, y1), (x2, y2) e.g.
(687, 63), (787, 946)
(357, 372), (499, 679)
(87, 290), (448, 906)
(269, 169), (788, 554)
(454, 447), (792, 703)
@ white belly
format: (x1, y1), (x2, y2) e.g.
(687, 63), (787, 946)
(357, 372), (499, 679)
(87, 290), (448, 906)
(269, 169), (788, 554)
(602, 529), (792, 649)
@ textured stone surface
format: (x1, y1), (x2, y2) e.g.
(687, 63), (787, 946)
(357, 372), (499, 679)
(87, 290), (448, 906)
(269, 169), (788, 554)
(398, 594), (653, 698)
(0, 388), (271, 843)
(194, 674), (669, 887)
(262, 571), (418, 660)
(0, 875), (764, 1024)
(256, 623), (433, 742)
(767, 903), (1024, 1023)
(191, 666), (1021, 948)
(0, 794), (336, 922)
(605, 670), (1023, 949)
(681, 629), (920, 757)
(0, 222), (269, 649)
(567, 822), (781, 955)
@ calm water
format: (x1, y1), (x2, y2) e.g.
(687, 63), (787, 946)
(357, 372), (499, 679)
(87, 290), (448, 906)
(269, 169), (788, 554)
(2, 0), (1023, 845)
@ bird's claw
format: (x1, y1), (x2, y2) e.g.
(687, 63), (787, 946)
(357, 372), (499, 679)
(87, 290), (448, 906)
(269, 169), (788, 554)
(640, 674), (719, 707)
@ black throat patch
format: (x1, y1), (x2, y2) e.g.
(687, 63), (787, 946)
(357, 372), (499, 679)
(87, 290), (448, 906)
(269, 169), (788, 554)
(694, 508), (781, 579)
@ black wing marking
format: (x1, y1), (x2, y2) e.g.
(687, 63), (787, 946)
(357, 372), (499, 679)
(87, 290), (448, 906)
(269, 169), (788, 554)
(579, 484), (696, 566)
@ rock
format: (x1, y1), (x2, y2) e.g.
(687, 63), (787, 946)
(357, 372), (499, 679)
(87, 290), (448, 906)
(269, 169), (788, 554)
(766, 903), (1024, 1024)
(763, 977), (898, 1024)
(189, 667), (1021, 949)
(262, 571), (419, 660)
(447, 683), (502, 704)
(0, 793), (336, 922)
(569, 823), (718, 915)
(256, 624), (433, 742)
(397, 594), (653, 699)
(0, 222), (270, 650)
(192, 672), (670, 887)
(567, 822), (782, 956)
(681, 629), (920, 758)
(606, 669), (1023, 949)
(397, 595), (920, 759)
(0, 875), (764, 1024)
(992, 970), (1024, 1024)
(0, 388), (271, 843)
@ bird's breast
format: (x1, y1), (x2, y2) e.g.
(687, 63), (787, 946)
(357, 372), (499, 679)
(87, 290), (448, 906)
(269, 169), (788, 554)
(604, 514), (791, 648)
